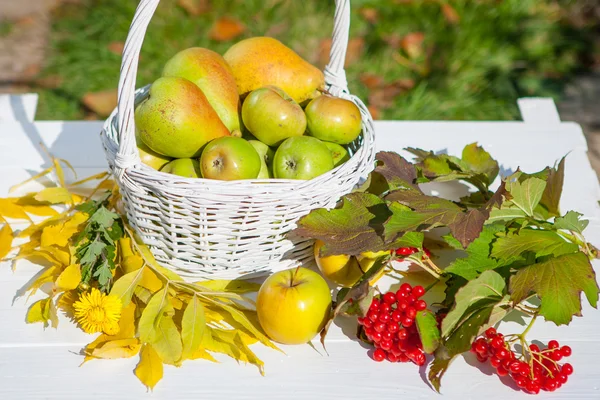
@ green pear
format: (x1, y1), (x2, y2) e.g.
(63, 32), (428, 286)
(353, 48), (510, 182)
(323, 141), (350, 168)
(241, 86), (306, 147)
(305, 94), (362, 145)
(137, 140), (172, 170)
(248, 140), (275, 179)
(224, 37), (324, 104)
(135, 77), (230, 158)
(160, 158), (202, 178)
(162, 47), (241, 132)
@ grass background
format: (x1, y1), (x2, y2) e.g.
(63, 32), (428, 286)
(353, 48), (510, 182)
(35, 0), (599, 121)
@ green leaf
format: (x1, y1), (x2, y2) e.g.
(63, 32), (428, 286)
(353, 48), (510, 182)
(539, 156), (565, 217)
(509, 252), (599, 325)
(94, 258), (114, 291)
(487, 205), (528, 224)
(554, 211), (589, 235)
(110, 268), (144, 307)
(441, 270), (506, 337)
(89, 206), (119, 229)
(373, 151), (419, 191)
(152, 316), (183, 365)
(181, 295), (206, 360)
(138, 288), (170, 343)
(506, 176), (547, 216)
(78, 239), (106, 265)
(428, 357), (451, 393)
(393, 232), (424, 249)
(461, 143), (499, 186)
(491, 229), (579, 262)
(416, 310), (440, 354)
(295, 192), (391, 256)
(445, 224), (505, 280)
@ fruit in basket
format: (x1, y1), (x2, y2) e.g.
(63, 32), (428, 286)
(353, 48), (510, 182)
(314, 240), (389, 287)
(160, 158), (201, 178)
(200, 136), (261, 180)
(135, 77), (230, 158)
(305, 95), (362, 144)
(256, 267), (332, 345)
(272, 136), (334, 180)
(248, 140), (274, 179)
(162, 47), (241, 132)
(137, 140), (172, 170)
(323, 141), (350, 168)
(224, 37), (324, 103)
(241, 86), (307, 147)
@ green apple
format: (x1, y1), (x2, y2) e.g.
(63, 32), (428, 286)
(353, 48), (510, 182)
(241, 86), (307, 146)
(248, 140), (274, 179)
(160, 158), (201, 178)
(200, 137), (261, 180)
(305, 94), (362, 145)
(273, 136), (334, 180)
(323, 141), (350, 168)
(256, 267), (332, 345)
(137, 140), (172, 170)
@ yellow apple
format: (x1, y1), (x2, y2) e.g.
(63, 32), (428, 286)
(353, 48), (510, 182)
(256, 267), (332, 345)
(314, 240), (389, 287)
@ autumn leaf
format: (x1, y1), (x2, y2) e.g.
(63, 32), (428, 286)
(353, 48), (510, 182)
(359, 73), (384, 90)
(26, 298), (50, 325)
(318, 38), (365, 68)
(90, 338), (141, 359)
(0, 223), (13, 259)
(181, 295), (206, 360)
(177, 0), (210, 16)
(196, 279), (260, 293)
(359, 7), (378, 23)
(209, 17), (246, 42)
(138, 288), (170, 344)
(107, 41), (125, 56)
(401, 32), (425, 59)
(82, 89), (118, 117)
(135, 344), (163, 390)
(441, 3), (460, 24)
(0, 198), (31, 220)
(40, 212), (88, 247)
(34, 187), (74, 204)
(55, 264), (82, 291)
(367, 80), (414, 110)
(110, 268), (144, 307)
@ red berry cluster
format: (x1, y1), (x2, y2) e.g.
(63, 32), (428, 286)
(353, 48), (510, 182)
(395, 247), (432, 258)
(471, 328), (573, 394)
(357, 283), (428, 366)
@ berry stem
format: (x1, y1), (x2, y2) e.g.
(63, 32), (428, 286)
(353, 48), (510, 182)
(521, 314), (538, 339)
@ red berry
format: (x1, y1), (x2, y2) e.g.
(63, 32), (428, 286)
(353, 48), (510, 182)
(415, 300), (427, 311)
(382, 331), (394, 342)
(412, 286), (425, 298)
(398, 329), (408, 341)
(490, 357), (501, 368)
(409, 247), (419, 254)
(373, 348), (386, 362)
(357, 317), (365, 325)
(387, 353), (399, 362)
(406, 307), (417, 319)
(557, 373), (568, 384)
(379, 313), (391, 323)
(371, 331), (382, 342)
(399, 283), (412, 293)
(405, 295), (416, 305)
(391, 310), (403, 324)
(560, 345), (572, 357)
(562, 363), (573, 375)
(485, 327), (497, 338)
(527, 382), (541, 394)
(386, 322), (399, 334)
(374, 322), (386, 333)
(529, 344), (540, 353)
(496, 348), (509, 360)
(497, 366), (509, 376)
(380, 340), (393, 351)
(543, 378), (557, 392)
(501, 359), (512, 370)
(415, 353), (426, 366)
(383, 292), (396, 304)
(401, 317), (414, 327)
(490, 337), (504, 349)
(398, 353), (410, 363)
(390, 344), (403, 357)
(362, 318), (373, 329)
(474, 341), (488, 355)
(423, 248), (432, 258)
(397, 300), (409, 311)
(509, 361), (521, 374)
(369, 299), (380, 311)
(368, 310), (379, 322)
(550, 350), (563, 362)
(515, 377), (527, 388)
(476, 354), (488, 363)
(396, 247), (412, 256)
(548, 340), (559, 349)
(379, 303), (391, 314)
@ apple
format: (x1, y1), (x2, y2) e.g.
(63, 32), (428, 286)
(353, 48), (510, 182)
(160, 158), (201, 178)
(200, 136), (261, 180)
(241, 86), (306, 147)
(248, 140), (274, 179)
(272, 136), (334, 180)
(305, 94), (362, 145)
(137, 140), (172, 170)
(314, 240), (389, 287)
(323, 141), (350, 168)
(256, 267), (332, 345)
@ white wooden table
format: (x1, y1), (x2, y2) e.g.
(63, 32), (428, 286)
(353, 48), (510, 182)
(1, 95), (600, 399)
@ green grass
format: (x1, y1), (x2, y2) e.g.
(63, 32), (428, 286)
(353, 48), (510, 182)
(0, 21), (13, 37)
(36, 0), (596, 121)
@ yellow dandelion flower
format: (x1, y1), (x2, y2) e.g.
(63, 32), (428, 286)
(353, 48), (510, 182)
(73, 288), (122, 335)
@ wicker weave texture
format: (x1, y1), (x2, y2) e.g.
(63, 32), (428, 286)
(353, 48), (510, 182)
(100, 0), (376, 280)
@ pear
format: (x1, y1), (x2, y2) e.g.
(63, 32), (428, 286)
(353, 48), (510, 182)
(137, 140), (172, 170)
(248, 140), (275, 179)
(224, 37), (324, 104)
(135, 77), (230, 158)
(162, 48), (241, 132)
(160, 158), (202, 178)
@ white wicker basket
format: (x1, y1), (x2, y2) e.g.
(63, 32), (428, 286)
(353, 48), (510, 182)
(100, 0), (376, 281)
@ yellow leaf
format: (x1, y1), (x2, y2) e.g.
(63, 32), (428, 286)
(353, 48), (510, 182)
(0, 198), (31, 220)
(181, 295), (206, 360)
(134, 286), (153, 304)
(9, 167), (53, 193)
(90, 338), (141, 359)
(53, 158), (66, 187)
(189, 347), (218, 363)
(21, 204), (58, 217)
(204, 306), (228, 324)
(41, 246), (70, 265)
(121, 253), (143, 274)
(40, 212), (88, 248)
(48, 298), (59, 328)
(0, 223), (13, 259)
(110, 267), (144, 307)
(138, 288), (169, 343)
(26, 298), (50, 324)
(18, 213), (65, 238)
(233, 332), (265, 375)
(195, 279), (260, 293)
(139, 269), (164, 293)
(69, 171), (109, 187)
(55, 264), (81, 291)
(135, 344), (163, 391)
(26, 265), (60, 297)
(34, 187), (73, 204)
(152, 316), (183, 365)
(135, 239), (183, 282)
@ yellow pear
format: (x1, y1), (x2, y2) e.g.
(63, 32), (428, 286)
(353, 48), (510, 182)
(137, 140), (172, 170)
(162, 48), (241, 132)
(224, 37), (324, 104)
(135, 77), (230, 158)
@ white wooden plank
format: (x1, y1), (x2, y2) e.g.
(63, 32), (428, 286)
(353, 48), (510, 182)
(518, 98), (561, 124)
(0, 94), (38, 122)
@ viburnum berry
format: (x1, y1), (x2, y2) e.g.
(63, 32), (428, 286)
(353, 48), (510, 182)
(470, 331), (574, 395)
(373, 348), (386, 362)
(395, 247), (413, 256)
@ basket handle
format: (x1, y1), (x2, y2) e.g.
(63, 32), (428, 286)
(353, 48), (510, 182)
(115, 0), (352, 171)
